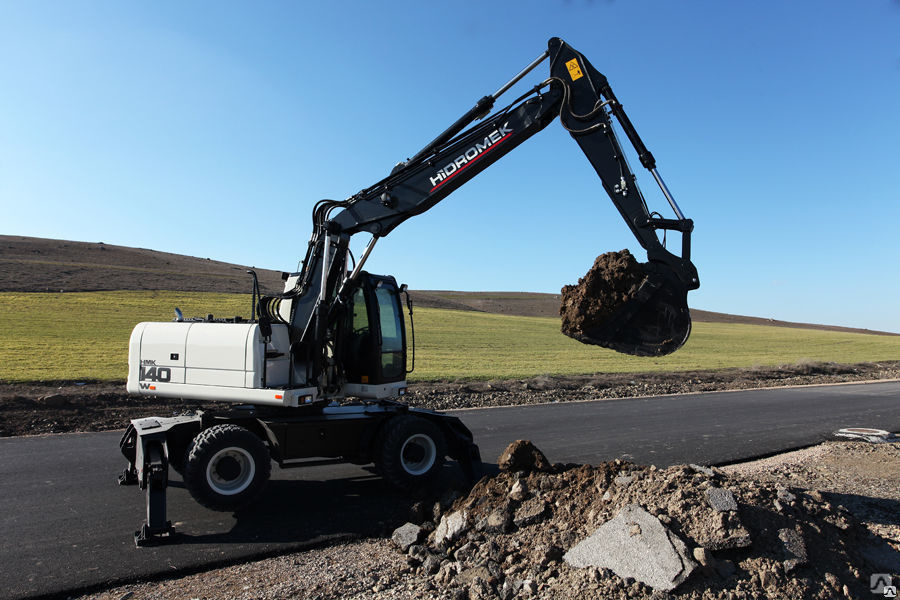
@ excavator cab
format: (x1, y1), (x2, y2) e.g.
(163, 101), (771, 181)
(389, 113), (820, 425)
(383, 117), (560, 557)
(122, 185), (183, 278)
(340, 273), (408, 386)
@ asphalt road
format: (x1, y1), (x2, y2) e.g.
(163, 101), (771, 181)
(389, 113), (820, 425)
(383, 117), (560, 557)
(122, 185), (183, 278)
(2, 381), (899, 599)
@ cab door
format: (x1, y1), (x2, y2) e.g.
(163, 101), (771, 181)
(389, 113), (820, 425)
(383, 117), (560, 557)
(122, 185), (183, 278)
(341, 273), (406, 385)
(371, 276), (406, 383)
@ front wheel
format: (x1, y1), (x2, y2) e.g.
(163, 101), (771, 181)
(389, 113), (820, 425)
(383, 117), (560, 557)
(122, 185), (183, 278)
(377, 415), (446, 491)
(183, 424), (271, 511)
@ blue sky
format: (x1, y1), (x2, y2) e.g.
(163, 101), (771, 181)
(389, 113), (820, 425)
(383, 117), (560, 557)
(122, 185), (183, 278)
(2, 1), (899, 332)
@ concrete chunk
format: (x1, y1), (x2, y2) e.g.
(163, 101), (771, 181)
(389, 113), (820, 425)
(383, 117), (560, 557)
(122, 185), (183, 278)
(564, 504), (696, 591)
(513, 498), (548, 528)
(705, 486), (738, 512)
(434, 510), (468, 547)
(778, 528), (808, 572)
(391, 522), (423, 552)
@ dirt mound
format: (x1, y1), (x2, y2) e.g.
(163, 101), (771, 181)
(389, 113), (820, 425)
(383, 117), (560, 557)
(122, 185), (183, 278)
(497, 440), (552, 473)
(559, 250), (646, 340)
(394, 442), (892, 599)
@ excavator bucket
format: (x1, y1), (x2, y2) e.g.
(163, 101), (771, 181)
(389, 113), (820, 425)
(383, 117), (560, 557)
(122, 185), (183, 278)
(560, 250), (694, 357)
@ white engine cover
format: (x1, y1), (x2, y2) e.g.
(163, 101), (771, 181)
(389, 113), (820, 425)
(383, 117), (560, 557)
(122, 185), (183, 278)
(126, 321), (314, 407)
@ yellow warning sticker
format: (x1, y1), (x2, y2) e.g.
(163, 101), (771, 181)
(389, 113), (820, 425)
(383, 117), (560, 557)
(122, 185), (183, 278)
(565, 58), (584, 81)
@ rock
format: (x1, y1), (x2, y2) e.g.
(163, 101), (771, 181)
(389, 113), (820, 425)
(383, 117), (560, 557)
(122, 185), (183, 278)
(705, 486), (738, 512)
(778, 528), (808, 572)
(408, 544), (428, 560)
(500, 579), (525, 600)
(509, 479), (528, 501)
(36, 394), (69, 407)
(456, 566), (492, 586)
(453, 542), (477, 562)
(614, 474), (635, 486)
(392, 522), (423, 552)
(498, 440), (552, 473)
(435, 561), (459, 585)
(468, 576), (494, 600)
(692, 547), (715, 568)
(563, 504), (696, 591)
(482, 540), (504, 563)
(536, 544), (563, 566)
(513, 498), (548, 528)
(422, 554), (442, 575)
(482, 509), (512, 533)
(689, 463), (714, 476)
(759, 568), (778, 589)
(776, 486), (796, 504)
(695, 510), (752, 550)
(450, 587), (468, 600)
(434, 510), (469, 547)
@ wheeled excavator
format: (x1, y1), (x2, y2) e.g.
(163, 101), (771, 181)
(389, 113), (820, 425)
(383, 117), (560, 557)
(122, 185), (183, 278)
(118, 37), (699, 545)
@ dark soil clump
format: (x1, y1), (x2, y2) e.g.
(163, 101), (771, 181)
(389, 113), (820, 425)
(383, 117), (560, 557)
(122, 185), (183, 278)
(497, 439), (552, 473)
(560, 250), (646, 340)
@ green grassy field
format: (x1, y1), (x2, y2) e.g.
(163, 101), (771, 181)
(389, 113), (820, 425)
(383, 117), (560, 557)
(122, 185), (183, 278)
(1, 291), (899, 382)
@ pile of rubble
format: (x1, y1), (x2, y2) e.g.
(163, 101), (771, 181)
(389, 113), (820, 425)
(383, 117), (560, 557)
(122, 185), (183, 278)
(391, 441), (892, 599)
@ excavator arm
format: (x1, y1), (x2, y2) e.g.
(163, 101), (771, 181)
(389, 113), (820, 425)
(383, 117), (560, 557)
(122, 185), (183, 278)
(276, 37), (699, 362)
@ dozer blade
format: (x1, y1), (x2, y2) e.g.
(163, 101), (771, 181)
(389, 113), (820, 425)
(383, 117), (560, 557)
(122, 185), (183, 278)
(572, 268), (692, 357)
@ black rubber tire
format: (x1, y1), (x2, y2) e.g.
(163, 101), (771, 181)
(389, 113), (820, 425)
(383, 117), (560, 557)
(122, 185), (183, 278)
(377, 415), (446, 492)
(183, 424), (271, 511)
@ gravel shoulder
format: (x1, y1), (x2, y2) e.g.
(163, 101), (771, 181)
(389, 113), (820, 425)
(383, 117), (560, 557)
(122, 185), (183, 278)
(3, 360), (899, 438)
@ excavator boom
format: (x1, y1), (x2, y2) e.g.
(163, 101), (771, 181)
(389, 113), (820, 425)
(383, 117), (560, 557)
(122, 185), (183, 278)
(314, 37), (699, 357)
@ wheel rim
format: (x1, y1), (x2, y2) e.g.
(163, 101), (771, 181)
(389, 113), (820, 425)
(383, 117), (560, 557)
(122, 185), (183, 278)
(400, 434), (437, 476)
(206, 446), (256, 495)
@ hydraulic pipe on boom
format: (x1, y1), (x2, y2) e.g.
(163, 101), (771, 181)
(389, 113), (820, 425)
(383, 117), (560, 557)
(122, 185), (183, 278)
(408, 50), (550, 165)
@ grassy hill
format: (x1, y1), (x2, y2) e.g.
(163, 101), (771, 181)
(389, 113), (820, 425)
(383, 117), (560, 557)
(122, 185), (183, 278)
(0, 235), (287, 295)
(1, 236), (897, 383)
(2, 290), (899, 382)
(4, 235), (894, 337)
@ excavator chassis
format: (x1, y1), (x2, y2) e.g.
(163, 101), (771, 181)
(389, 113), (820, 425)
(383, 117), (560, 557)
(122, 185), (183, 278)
(118, 402), (481, 546)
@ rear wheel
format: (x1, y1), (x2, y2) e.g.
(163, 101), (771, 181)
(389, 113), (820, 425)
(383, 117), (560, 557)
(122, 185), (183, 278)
(183, 424), (270, 511)
(378, 415), (446, 491)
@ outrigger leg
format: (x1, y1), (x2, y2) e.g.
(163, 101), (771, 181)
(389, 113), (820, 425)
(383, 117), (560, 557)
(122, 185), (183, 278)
(118, 420), (181, 546)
